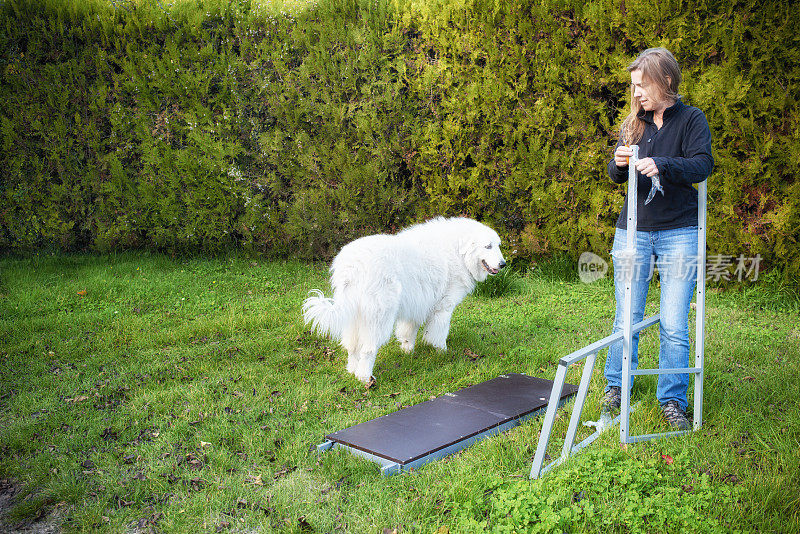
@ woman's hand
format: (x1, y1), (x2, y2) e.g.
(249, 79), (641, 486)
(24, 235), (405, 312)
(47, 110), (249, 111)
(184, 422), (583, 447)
(635, 157), (660, 177)
(614, 145), (633, 168)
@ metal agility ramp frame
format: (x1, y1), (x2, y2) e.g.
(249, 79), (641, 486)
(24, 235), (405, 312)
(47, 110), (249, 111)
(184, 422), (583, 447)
(530, 144), (707, 479)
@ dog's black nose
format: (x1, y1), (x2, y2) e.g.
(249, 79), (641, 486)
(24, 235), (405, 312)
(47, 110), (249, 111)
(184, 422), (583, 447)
(499, 260), (507, 269)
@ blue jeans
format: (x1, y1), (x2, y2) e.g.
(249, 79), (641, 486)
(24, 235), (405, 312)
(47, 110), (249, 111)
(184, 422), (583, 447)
(604, 227), (698, 410)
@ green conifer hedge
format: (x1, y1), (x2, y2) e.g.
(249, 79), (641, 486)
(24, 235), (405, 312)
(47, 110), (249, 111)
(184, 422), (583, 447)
(1, 0), (798, 286)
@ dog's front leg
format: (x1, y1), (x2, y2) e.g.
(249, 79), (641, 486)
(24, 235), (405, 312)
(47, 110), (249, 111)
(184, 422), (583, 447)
(394, 320), (419, 353)
(422, 307), (454, 351)
(353, 348), (377, 384)
(423, 285), (471, 351)
(345, 352), (359, 374)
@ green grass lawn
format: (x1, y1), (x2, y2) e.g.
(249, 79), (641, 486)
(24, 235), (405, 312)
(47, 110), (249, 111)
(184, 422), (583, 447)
(0, 252), (798, 532)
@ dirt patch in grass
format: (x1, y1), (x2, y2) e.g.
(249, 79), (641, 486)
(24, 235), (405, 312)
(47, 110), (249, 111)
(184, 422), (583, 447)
(0, 480), (61, 534)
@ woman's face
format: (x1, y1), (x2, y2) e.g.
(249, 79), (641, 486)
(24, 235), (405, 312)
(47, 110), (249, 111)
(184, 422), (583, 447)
(631, 69), (667, 113)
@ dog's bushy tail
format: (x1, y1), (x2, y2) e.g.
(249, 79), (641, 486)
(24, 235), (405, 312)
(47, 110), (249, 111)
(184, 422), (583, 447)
(302, 289), (352, 340)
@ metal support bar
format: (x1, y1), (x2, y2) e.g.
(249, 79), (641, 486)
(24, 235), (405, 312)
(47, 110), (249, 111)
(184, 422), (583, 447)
(630, 367), (702, 376)
(317, 440), (335, 453)
(626, 430), (690, 444)
(560, 351), (597, 461)
(620, 145), (639, 445)
(558, 314), (661, 367)
(317, 440), (401, 474)
(529, 364), (568, 479)
(693, 179), (707, 430)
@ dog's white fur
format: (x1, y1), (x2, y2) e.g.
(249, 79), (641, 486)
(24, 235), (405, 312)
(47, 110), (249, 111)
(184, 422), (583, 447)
(303, 217), (506, 383)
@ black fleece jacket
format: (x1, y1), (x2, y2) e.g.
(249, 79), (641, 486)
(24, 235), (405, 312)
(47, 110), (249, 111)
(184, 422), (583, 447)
(609, 98), (714, 230)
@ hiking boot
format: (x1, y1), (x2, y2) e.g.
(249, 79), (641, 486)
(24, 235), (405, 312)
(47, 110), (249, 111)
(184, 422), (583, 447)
(600, 386), (622, 415)
(661, 400), (691, 430)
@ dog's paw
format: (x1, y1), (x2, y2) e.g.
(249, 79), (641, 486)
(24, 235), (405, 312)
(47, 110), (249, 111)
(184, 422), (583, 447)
(422, 330), (448, 351)
(424, 339), (447, 351)
(399, 340), (415, 353)
(353, 371), (374, 385)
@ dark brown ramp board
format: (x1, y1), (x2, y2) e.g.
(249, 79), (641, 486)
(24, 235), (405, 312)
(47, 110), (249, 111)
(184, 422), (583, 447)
(317, 373), (578, 475)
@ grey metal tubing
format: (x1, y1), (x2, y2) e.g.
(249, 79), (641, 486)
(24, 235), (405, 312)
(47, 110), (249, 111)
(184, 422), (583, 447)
(620, 145), (639, 445)
(529, 363), (569, 479)
(693, 179), (707, 430)
(630, 367), (702, 376)
(381, 463), (402, 476)
(625, 429), (691, 444)
(559, 314), (661, 367)
(560, 351), (598, 461)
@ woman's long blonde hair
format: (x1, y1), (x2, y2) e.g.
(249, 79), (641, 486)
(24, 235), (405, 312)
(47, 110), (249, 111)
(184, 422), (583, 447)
(619, 48), (682, 145)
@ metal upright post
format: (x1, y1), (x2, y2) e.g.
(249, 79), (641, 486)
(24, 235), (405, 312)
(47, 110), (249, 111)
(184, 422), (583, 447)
(693, 180), (707, 429)
(530, 363), (569, 478)
(620, 145), (639, 445)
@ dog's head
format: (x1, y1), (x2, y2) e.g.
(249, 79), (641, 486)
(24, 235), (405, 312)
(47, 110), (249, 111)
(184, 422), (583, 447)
(458, 221), (507, 282)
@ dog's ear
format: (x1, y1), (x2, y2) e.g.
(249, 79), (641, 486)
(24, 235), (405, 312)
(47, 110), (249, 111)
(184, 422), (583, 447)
(458, 237), (475, 257)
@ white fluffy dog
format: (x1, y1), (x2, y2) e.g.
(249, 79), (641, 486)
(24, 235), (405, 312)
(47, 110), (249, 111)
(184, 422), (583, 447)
(303, 217), (506, 383)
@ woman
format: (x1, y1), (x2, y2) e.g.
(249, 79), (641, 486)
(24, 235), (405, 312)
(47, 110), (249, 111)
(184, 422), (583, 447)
(602, 48), (714, 429)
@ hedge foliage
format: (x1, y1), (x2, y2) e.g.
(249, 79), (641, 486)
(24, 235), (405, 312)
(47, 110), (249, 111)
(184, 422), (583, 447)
(1, 0), (798, 284)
